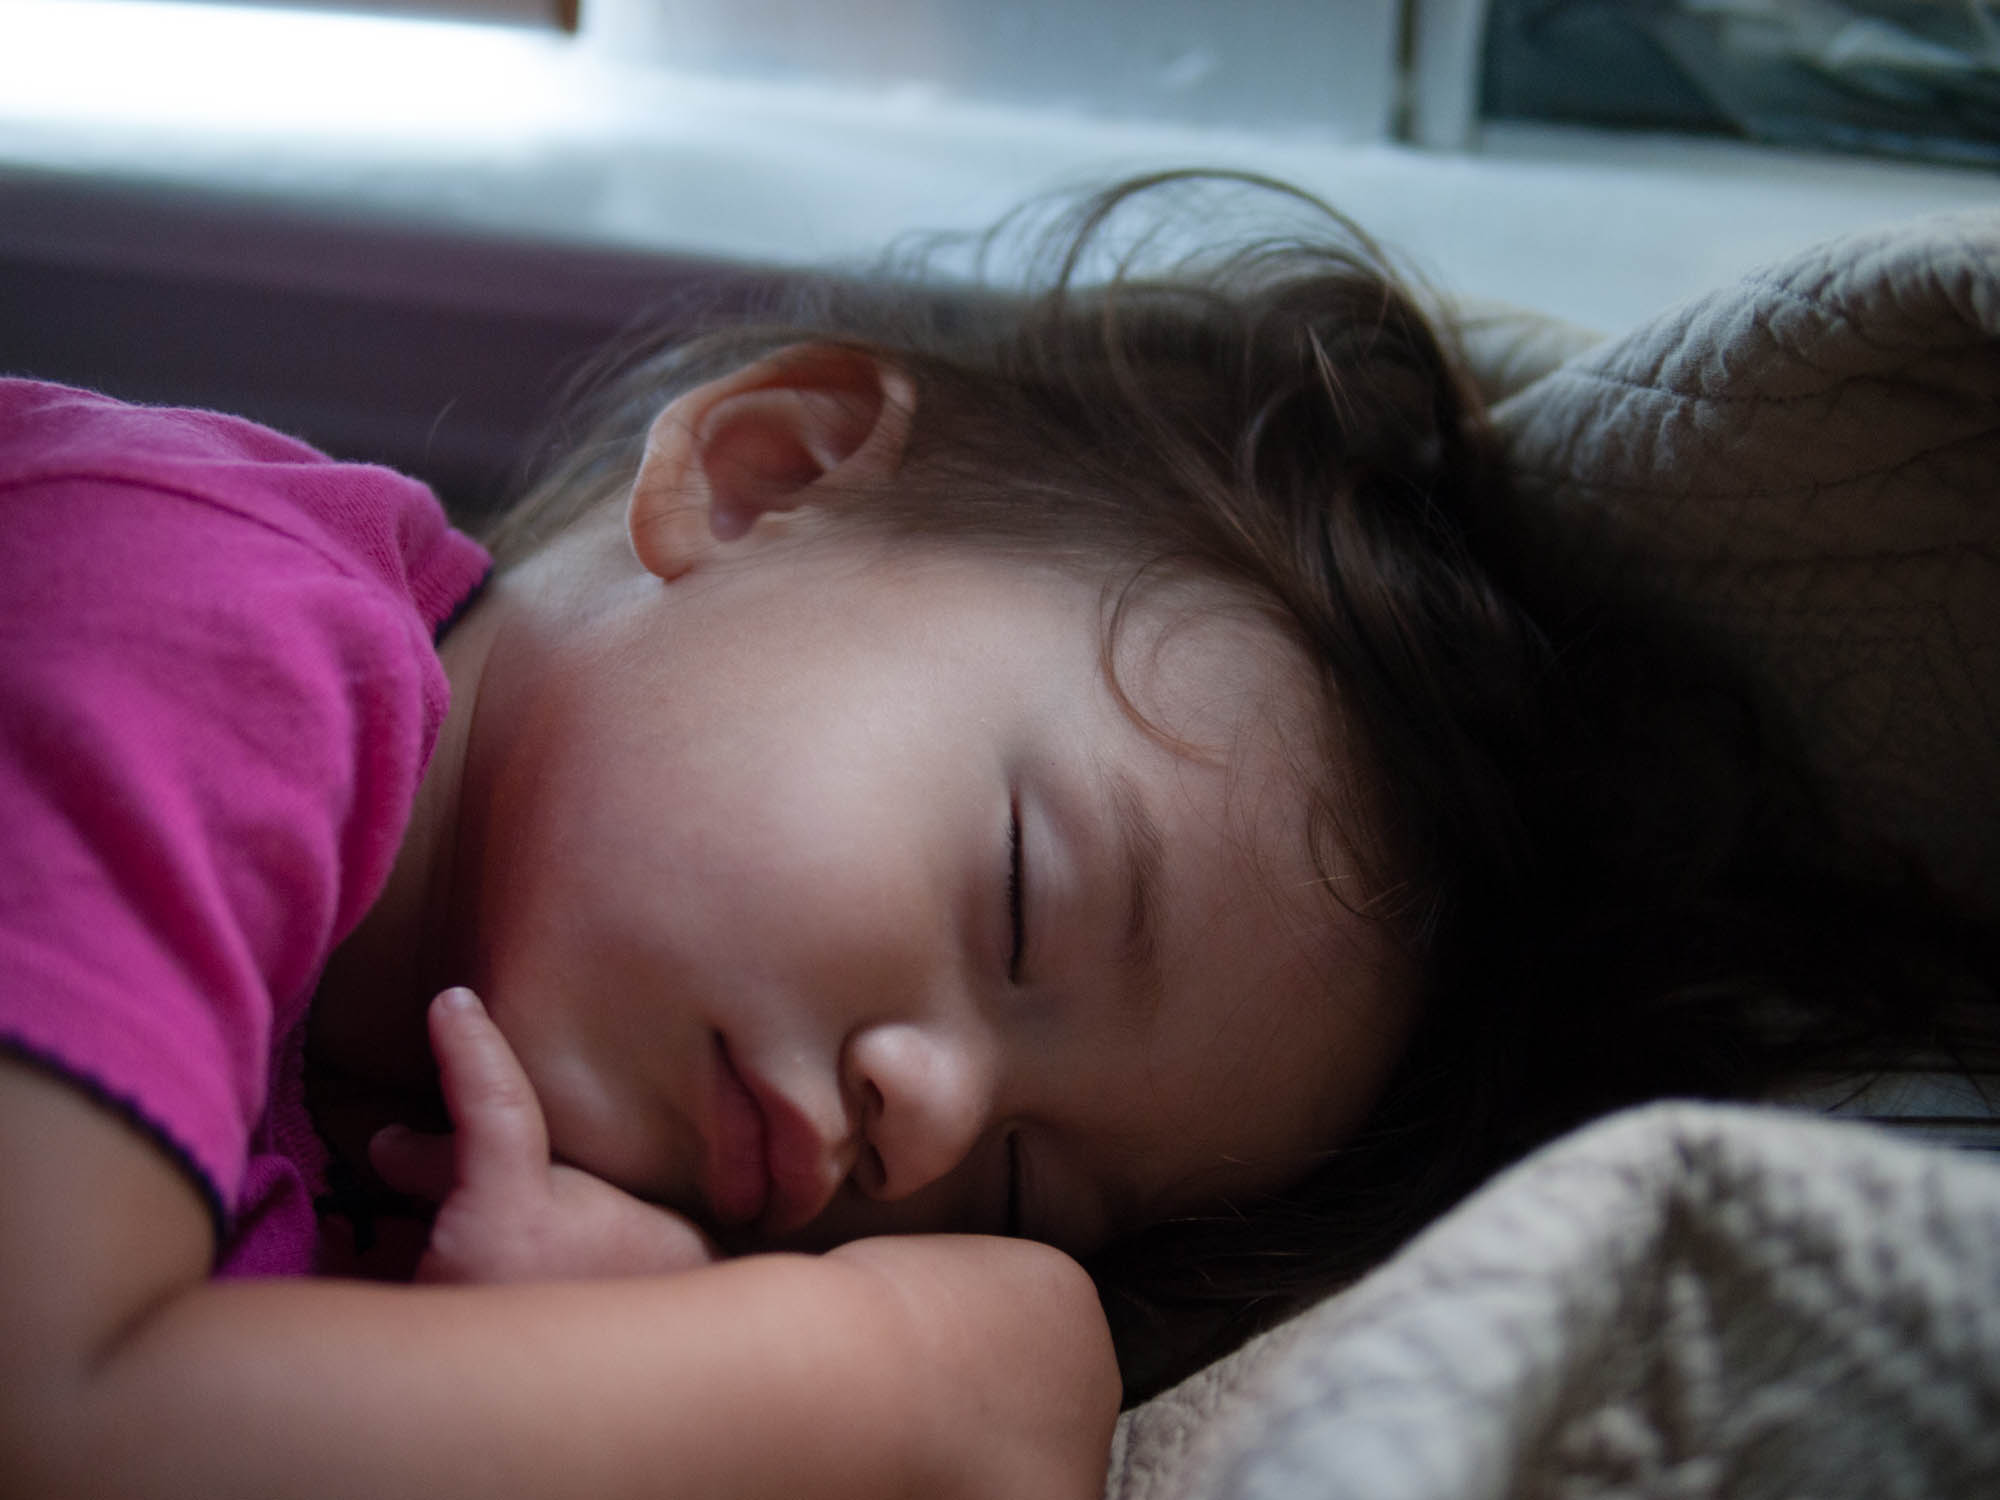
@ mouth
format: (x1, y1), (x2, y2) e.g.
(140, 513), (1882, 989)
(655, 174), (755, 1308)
(700, 1033), (770, 1228)
(703, 1035), (842, 1241)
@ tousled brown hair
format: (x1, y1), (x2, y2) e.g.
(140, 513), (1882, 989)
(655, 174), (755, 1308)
(491, 171), (1997, 1398)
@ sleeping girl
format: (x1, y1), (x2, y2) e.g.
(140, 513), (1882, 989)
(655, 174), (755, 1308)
(1, 172), (1988, 1497)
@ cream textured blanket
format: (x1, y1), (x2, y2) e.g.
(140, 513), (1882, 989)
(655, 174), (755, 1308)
(1107, 1104), (2000, 1499)
(1492, 210), (1999, 912)
(1104, 213), (2000, 1499)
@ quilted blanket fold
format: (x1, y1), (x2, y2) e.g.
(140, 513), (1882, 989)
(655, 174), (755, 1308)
(1491, 212), (2000, 912)
(1108, 1104), (2000, 1500)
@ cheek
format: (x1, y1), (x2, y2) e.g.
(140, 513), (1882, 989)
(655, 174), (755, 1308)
(475, 871), (707, 1205)
(654, 759), (858, 954)
(663, 699), (956, 930)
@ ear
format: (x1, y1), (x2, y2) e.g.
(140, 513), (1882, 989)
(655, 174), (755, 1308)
(627, 343), (916, 581)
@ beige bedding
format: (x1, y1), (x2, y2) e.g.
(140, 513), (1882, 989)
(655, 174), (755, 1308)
(1109, 1103), (2000, 1499)
(1493, 210), (1999, 913)
(1104, 211), (2000, 1500)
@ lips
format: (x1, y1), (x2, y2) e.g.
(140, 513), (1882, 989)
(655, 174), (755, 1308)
(701, 1034), (840, 1239)
(743, 1066), (841, 1239)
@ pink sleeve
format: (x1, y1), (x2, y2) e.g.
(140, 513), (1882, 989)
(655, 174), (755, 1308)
(0, 382), (486, 1253)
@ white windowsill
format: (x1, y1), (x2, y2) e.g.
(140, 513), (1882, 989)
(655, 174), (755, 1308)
(1, 0), (1994, 332)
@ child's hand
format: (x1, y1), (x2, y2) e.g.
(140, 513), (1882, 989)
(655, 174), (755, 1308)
(369, 987), (719, 1284)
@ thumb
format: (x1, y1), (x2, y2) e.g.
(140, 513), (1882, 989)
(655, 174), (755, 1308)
(426, 987), (553, 1197)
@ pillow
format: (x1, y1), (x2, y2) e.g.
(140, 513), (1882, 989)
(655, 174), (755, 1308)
(1490, 211), (2000, 917)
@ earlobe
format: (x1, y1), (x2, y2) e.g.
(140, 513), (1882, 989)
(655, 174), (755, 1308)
(627, 345), (916, 582)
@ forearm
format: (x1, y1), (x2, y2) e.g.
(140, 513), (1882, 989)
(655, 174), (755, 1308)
(52, 1260), (900, 1500)
(34, 1248), (1111, 1500)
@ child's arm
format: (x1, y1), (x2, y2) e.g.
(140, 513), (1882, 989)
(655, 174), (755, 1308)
(0, 1054), (1118, 1500)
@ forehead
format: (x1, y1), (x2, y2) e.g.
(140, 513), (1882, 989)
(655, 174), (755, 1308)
(1099, 577), (1318, 749)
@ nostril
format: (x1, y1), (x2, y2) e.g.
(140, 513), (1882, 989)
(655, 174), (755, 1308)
(853, 1141), (888, 1196)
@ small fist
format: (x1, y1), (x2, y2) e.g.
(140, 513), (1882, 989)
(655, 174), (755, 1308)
(369, 987), (719, 1284)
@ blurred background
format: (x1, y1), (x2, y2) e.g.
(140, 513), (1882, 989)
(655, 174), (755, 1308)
(2, 0), (1994, 515)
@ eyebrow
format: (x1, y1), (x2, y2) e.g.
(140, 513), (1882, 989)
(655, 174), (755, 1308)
(1107, 768), (1166, 1023)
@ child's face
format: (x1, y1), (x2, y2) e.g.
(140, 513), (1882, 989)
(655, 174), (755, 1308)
(459, 537), (1412, 1255)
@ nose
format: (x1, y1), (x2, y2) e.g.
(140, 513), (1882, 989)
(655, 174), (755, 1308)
(844, 1019), (998, 1201)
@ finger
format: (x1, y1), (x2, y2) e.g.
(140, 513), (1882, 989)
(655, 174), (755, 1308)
(427, 987), (552, 1195)
(367, 1123), (457, 1202)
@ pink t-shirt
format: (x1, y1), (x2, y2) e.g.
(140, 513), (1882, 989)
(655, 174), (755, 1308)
(0, 380), (490, 1275)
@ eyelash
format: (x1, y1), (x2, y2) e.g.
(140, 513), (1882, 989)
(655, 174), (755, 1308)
(1006, 798), (1027, 982)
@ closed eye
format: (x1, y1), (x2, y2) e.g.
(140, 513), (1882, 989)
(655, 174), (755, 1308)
(1007, 797), (1027, 982)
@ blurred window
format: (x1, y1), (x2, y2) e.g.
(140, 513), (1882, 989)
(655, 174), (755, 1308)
(583, 0), (1404, 138)
(1482, 1), (2000, 167)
